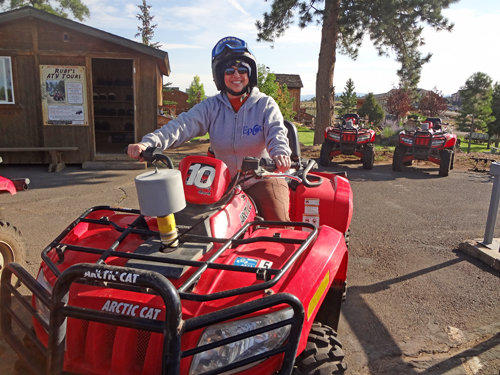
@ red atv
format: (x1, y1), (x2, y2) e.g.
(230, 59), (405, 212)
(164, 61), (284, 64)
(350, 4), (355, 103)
(320, 113), (376, 170)
(1, 124), (353, 375)
(0, 160), (28, 274)
(392, 117), (458, 177)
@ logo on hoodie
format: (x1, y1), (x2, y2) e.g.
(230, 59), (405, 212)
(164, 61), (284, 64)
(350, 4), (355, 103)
(243, 124), (263, 136)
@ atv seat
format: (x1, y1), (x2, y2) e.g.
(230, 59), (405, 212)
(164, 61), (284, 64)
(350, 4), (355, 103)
(284, 120), (301, 162)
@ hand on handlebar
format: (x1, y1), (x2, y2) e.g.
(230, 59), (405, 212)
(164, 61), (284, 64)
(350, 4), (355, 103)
(273, 154), (291, 173)
(127, 143), (147, 161)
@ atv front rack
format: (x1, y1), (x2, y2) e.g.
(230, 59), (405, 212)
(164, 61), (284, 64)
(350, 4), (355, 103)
(1, 206), (315, 375)
(2, 263), (304, 375)
(39, 206), (318, 301)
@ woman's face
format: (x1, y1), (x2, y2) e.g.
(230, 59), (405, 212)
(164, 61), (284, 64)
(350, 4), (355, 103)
(224, 65), (249, 98)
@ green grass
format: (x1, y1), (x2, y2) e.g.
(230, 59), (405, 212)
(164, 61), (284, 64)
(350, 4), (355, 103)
(457, 136), (490, 153)
(296, 125), (315, 146)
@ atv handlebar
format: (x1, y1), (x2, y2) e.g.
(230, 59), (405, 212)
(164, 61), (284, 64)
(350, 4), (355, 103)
(241, 156), (322, 188)
(127, 147), (323, 188)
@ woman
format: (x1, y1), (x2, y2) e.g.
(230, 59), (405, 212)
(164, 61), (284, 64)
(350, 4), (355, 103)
(127, 36), (291, 221)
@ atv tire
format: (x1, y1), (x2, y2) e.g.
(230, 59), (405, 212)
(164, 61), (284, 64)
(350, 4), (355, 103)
(293, 322), (346, 375)
(0, 220), (26, 273)
(362, 144), (374, 170)
(320, 140), (334, 166)
(439, 149), (452, 177)
(392, 145), (406, 171)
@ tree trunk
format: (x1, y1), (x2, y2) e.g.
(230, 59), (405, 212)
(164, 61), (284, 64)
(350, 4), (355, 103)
(313, 0), (341, 145)
(467, 115), (474, 154)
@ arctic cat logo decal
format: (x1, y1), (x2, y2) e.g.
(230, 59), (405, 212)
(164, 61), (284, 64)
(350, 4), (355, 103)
(239, 199), (252, 225)
(83, 270), (139, 284)
(101, 300), (162, 320)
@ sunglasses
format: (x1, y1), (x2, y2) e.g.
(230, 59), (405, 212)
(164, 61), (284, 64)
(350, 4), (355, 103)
(224, 67), (248, 76)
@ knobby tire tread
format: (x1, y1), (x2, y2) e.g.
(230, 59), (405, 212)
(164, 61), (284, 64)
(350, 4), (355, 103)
(293, 322), (346, 375)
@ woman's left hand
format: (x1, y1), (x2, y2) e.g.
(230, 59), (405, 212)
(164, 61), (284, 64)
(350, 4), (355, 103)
(273, 155), (291, 173)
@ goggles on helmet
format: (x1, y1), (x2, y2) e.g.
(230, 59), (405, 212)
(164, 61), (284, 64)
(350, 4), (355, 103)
(212, 37), (252, 59)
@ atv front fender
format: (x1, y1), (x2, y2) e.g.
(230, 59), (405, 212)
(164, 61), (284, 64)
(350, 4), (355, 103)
(0, 176), (16, 195)
(277, 225), (348, 354)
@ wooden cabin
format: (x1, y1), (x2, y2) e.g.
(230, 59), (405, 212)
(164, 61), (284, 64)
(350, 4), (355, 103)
(0, 6), (170, 167)
(274, 74), (303, 118)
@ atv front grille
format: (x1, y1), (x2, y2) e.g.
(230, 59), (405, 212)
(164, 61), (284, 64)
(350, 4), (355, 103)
(342, 134), (357, 142)
(415, 137), (430, 146)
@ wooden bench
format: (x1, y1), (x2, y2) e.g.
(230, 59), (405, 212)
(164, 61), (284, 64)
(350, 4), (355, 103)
(0, 147), (78, 172)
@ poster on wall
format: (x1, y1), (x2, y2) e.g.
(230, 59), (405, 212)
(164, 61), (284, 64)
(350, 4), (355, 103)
(40, 65), (88, 125)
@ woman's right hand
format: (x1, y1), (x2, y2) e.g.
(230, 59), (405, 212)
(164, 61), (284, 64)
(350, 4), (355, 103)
(127, 143), (147, 161)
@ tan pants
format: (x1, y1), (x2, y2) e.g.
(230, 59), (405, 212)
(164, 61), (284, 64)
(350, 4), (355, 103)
(244, 178), (290, 222)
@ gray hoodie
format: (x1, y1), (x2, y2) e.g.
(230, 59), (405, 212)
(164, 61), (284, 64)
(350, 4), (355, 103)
(140, 87), (291, 178)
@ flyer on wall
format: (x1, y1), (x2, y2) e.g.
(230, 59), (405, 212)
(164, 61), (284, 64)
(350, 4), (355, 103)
(40, 65), (88, 125)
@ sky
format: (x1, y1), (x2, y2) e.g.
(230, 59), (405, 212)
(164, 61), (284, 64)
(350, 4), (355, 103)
(79, 0), (500, 98)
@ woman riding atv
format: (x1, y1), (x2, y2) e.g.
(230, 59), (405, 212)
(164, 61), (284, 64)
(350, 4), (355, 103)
(127, 36), (292, 221)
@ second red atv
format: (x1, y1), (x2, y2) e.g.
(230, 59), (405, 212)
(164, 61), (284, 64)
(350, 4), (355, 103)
(1, 123), (353, 375)
(320, 113), (376, 170)
(392, 117), (458, 177)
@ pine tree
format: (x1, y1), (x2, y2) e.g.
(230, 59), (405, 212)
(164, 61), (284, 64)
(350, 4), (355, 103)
(0, 0), (90, 20)
(358, 93), (385, 126)
(187, 76), (207, 108)
(135, 0), (161, 49)
(489, 83), (500, 147)
(256, 0), (458, 144)
(338, 78), (357, 116)
(457, 72), (494, 153)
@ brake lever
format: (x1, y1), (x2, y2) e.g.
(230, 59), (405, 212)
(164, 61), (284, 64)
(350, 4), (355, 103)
(254, 170), (302, 184)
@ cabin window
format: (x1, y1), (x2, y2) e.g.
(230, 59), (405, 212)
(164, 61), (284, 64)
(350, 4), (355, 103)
(0, 57), (14, 104)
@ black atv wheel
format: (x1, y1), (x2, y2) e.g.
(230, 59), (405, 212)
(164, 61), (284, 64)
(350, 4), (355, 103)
(392, 145), (406, 171)
(293, 322), (346, 375)
(0, 220), (26, 273)
(439, 149), (452, 177)
(344, 228), (350, 250)
(362, 144), (374, 170)
(320, 141), (334, 167)
(403, 160), (412, 166)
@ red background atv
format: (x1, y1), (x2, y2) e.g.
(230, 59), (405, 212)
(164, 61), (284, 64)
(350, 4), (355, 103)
(392, 117), (458, 177)
(1, 124), (353, 375)
(320, 113), (376, 170)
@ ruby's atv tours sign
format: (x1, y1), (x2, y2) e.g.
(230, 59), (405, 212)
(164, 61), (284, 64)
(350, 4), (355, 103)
(40, 65), (88, 125)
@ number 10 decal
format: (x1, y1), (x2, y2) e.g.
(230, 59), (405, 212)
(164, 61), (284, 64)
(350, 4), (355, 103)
(185, 163), (216, 188)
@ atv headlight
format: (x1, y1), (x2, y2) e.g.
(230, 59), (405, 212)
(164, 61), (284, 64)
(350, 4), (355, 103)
(189, 307), (293, 375)
(401, 136), (413, 145)
(327, 132), (340, 141)
(357, 134), (371, 142)
(432, 139), (445, 147)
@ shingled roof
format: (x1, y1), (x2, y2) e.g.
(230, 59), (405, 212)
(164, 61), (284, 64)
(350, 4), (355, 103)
(274, 74), (303, 88)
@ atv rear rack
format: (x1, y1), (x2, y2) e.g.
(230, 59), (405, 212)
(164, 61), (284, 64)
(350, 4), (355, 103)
(1, 205), (315, 375)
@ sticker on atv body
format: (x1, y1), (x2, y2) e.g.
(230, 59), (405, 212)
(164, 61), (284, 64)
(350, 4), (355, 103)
(233, 257), (273, 268)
